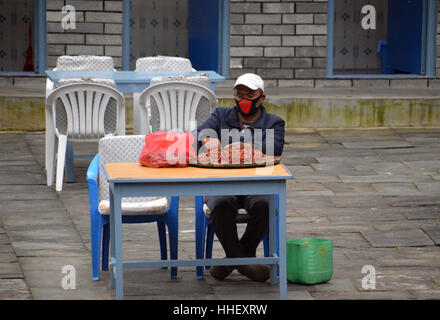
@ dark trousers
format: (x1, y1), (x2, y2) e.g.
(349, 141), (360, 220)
(204, 195), (269, 258)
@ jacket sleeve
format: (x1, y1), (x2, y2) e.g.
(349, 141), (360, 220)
(259, 118), (285, 157)
(273, 118), (285, 157)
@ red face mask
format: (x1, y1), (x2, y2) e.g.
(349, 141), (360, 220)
(235, 95), (262, 116)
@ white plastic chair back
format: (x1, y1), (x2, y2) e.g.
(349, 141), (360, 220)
(150, 74), (210, 88)
(56, 55), (115, 71)
(46, 55), (115, 97)
(135, 56), (193, 72)
(52, 78), (118, 136)
(149, 74), (212, 132)
(46, 83), (125, 141)
(98, 135), (163, 204)
(138, 81), (218, 133)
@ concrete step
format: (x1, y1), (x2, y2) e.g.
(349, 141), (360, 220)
(1, 79), (440, 130)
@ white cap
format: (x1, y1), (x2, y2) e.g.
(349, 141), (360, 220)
(233, 73), (264, 92)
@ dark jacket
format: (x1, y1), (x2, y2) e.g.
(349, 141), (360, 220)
(193, 106), (285, 156)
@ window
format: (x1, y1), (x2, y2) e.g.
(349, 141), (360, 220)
(122, 0), (229, 76)
(0, 0), (46, 74)
(327, 0), (437, 77)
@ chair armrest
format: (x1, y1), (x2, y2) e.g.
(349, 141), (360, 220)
(87, 154), (99, 183)
(87, 154), (100, 215)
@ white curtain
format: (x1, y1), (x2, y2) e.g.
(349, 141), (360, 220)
(0, 0), (34, 72)
(130, 0), (189, 70)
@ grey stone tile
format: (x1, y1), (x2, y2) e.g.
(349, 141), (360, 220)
(306, 278), (357, 293)
(311, 162), (355, 171)
(310, 290), (416, 300)
(342, 141), (413, 149)
(0, 262), (24, 279)
(287, 165), (315, 173)
(403, 160), (440, 170)
(295, 207), (373, 217)
(112, 268), (215, 298)
(374, 146), (440, 156)
(31, 286), (111, 300)
(353, 267), (440, 291)
(382, 153), (440, 161)
(355, 162), (418, 175)
(0, 172), (46, 185)
(323, 182), (377, 195)
(287, 232), (371, 248)
(7, 227), (82, 243)
(0, 185), (57, 200)
(0, 279), (32, 300)
(0, 199), (67, 214)
(372, 219), (440, 232)
(415, 182), (440, 194)
(12, 241), (88, 257)
(19, 256), (92, 272)
(287, 182), (328, 191)
(293, 173), (341, 183)
(409, 290), (440, 300)
(0, 252), (18, 263)
(403, 136), (440, 146)
(376, 246), (440, 267)
(287, 196), (335, 209)
(0, 130), (439, 300)
(340, 174), (432, 183)
(423, 228), (440, 245)
(373, 207), (440, 220)
(327, 212), (404, 223)
(290, 190), (334, 196)
(0, 245), (14, 253)
(282, 157), (318, 165)
(316, 156), (383, 164)
(383, 195), (440, 207)
(372, 182), (421, 196)
(361, 229), (435, 247)
(331, 196), (389, 208)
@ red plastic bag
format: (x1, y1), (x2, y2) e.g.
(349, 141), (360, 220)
(139, 131), (196, 168)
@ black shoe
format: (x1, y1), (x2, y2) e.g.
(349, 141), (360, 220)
(237, 265), (270, 282)
(209, 265), (235, 281)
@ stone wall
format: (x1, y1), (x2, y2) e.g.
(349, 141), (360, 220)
(46, 0), (123, 69)
(228, 0), (440, 89)
(45, 0), (440, 89)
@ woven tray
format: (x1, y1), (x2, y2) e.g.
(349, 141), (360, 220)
(189, 157), (280, 168)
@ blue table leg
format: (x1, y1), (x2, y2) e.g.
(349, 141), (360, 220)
(278, 183), (287, 300)
(269, 194), (277, 285)
(109, 185), (116, 289)
(113, 185), (124, 300)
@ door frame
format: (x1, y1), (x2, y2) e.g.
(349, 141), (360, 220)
(121, 0), (229, 75)
(326, 0), (437, 77)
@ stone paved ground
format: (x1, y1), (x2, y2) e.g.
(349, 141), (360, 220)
(0, 128), (439, 300)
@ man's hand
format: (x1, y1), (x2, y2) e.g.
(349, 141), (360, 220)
(202, 138), (221, 156)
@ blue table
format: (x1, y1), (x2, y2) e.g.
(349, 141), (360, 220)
(45, 70), (224, 94)
(45, 70), (225, 134)
(104, 163), (292, 300)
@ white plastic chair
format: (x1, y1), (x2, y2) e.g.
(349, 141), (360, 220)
(135, 56), (195, 72)
(46, 55), (115, 96)
(45, 83), (125, 191)
(138, 81), (218, 134)
(45, 55), (116, 181)
(133, 56), (195, 134)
